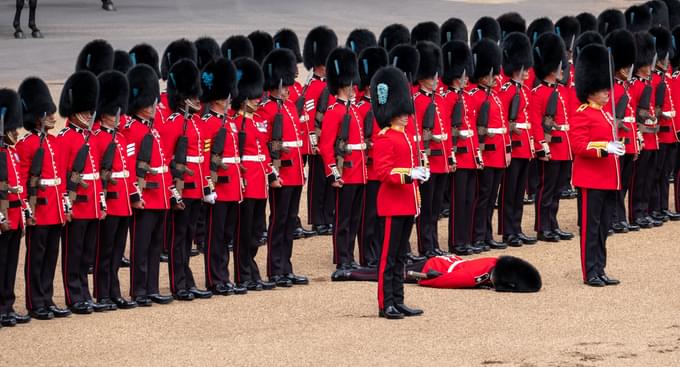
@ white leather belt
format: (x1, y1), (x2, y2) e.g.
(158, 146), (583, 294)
(554, 124), (570, 131)
(222, 157), (241, 164)
(9, 185), (23, 194)
(622, 117), (635, 123)
(662, 111), (676, 118)
(186, 156), (204, 164)
(81, 173), (100, 180)
(40, 178), (61, 186)
(458, 129), (474, 138)
(346, 143), (367, 151)
(487, 128), (507, 134)
(111, 170), (129, 179)
(242, 154), (266, 162)
(282, 140), (303, 148)
(432, 133), (448, 140)
(150, 165), (168, 174)
(514, 123), (531, 129)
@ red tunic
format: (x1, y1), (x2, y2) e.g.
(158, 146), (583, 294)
(497, 80), (535, 159)
(440, 87), (482, 170)
(318, 100), (367, 184)
(651, 70), (678, 144)
(1, 146), (27, 230)
(373, 126), (420, 217)
(57, 123), (104, 220)
(257, 97), (306, 187)
(16, 132), (65, 225)
(629, 76), (659, 151)
(412, 89), (454, 174)
(606, 79), (640, 155)
(354, 96), (381, 181)
(202, 111), (243, 202)
(569, 102), (621, 190)
(418, 255), (497, 288)
(91, 123), (134, 217)
(530, 82), (572, 161)
(234, 112), (274, 199)
(467, 86), (511, 168)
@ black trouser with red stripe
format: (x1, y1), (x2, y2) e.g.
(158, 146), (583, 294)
(534, 160), (570, 232)
(527, 160), (539, 196)
(499, 158), (530, 237)
(449, 169), (477, 250)
(577, 188), (615, 281)
(378, 215), (413, 310)
(612, 154), (634, 224)
(333, 184), (364, 267)
(474, 167), (504, 242)
(131, 209), (166, 297)
(24, 224), (61, 311)
(307, 155), (334, 226)
(235, 198), (267, 284)
(359, 180), (381, 267)
(0, 229), (21, 314)
(268, 186), (302, 277)
(169, 198), (201, 293)
(631, 150), (657, 220)
(94, 215), (129, 301)
(416, 173), (447, 255)
(61, 219), (98, 306)
(651, 143), (677, 213)
(204, 201), (238, 288)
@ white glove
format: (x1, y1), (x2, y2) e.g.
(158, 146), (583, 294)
(203, 192), (217, 204)
(606, 141), (625, 157)
(410, 166), (430, 182)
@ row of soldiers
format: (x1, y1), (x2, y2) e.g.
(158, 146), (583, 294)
(2, 0), (680, 325)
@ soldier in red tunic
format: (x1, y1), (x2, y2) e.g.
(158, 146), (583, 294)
(497, 32), (538, 247)
(258, 48), (309, 287)
(319, 47), (367, 271)
(91, 70), (137, 310)
(0, 89), (32, 326)
(371, 66), (427, 319)
(57, 71), (108, 314)
(17, 78), (71, 320)
(570, 44), (623, 287)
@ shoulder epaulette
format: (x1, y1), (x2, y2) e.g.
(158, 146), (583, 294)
(467, 88), (479, 96)
(124, 119), (135, 129)
(92, 129), (102, 136)
(673, 71), (680, 78)
(531, 84), (542, 93)
(168, 112), (181, 121)
(355, 100), (365, 107)
(500, 82), (512, 92)
(57, 127), (70, 136)
(378, 127), (389, 135)
(576, 103), (589, 112)
(202, 113), (212, 121)
(439, 89), (451, 97)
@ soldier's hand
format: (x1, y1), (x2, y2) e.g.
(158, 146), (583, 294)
(173, 202), (186, 210)
(270, 179), (282, 188)
(65, 213), (72, 223)
(331, 179), (344, 188)
(100, 211), (107, 221)
(131, 200), (145, 210)
(539, 155), (550, 162)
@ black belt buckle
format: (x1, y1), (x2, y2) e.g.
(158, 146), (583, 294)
(429, 149), (443, 156)
(105, 192), (119, 200)
(37, 198), (48, 205)
(184, 182), (197, 190)
(511, 140), (522, 147)
(75, 195), (88, 203)
(483, 144), (496, 151)
(551, 136), (563, 143)
(217, 176), (230, 184)
(281, 160), (293, 167)
(456, 146), (468, 154)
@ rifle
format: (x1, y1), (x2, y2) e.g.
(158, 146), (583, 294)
(315, 86), (331, 138)
(171, 103), (196, 198)
(541, 63), (561, 144)
(66, 111), (97, 204)
(363, 108), (375, 149)
(237, 111), (247, 190)
(135, 99), (158, 197)
(0, 108), (9, 230)
(407, 73), (429, 168)
(654, 54), (670, 118)
(25, 114), (47, 224)
(636, 58), (656, 129)
(477, 68), (494, 150)
(100, 108), (121, 190)
(269, 79), (287, 172)
(607, 48), (619, 142)
(209, 96), (232, 185)
(296, 71), (319, 152)
(295, 70), (314, 117)
(614, 63), (635, 132)
(508, 66), (524, 134)
(421, 73), (439, 156)
(333, 98), (352, 180)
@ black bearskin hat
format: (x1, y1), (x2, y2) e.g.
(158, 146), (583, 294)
(113, 50), (132, 74)
(526, 17), (555, 45)
(59, 71), (99, 118)
(358, 47), (388, 90)
(76, 39), (114, 76)
(605, 29), (637, 71)
(647, 0), (671, 28)
(671, 25), (680, 68)
(221, 35), (254, 61)
(232, 58), (264, 106)
(635, 31), (657, 69)
(378, 23), (410, 51)
(129, 43), (160, 78)
(274, 29), (303, 63)
(470, 16), (502, 45)
(415, 41), (442, 81)
(161, 39), (197, 81)
(575, 44), (610, 103)
(626, 4), (653, 32)
(576, 12), (598, 32)
(574, 31), (604, 61)
(502, 32), (533, 76)
(664, 0), (680, 27)
(650, 25), (674, 59)
(97, 70), (129, 117)
(492, 256), (542, 292)
(166, 59), (201, 112)
(200, 58), (238, 103)
(18, 77), (56, 130)
(370, 66), (414, 129)
(411, 21), (441, 45)
(556, 16), (581, 52)
(326, 47), (359, 95)
(598, 9), (626, 36)
(195, 37), (221, 70)
(346, 28), (378, 54)
(126, 64), (160, 115)
(0, 89), (23, 132)
(304, 26), (338, 69)
(440, 18), (468, 44)
(472, 39), (502, 81)
(442, 41), (473, 85)
(248, 31), (274, 64)
(533, 32), (567, 80)
(498, 12), (527, 38)
(388, 44), (420, 83)
(262, 48), (297, 90)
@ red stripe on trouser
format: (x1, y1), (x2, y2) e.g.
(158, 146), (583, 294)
(169, 213), (176, 293)
(499, 172), (506, 235)
(580, 188), (588, 281)
(129, 212), (136, 297)
(267, 190), (276, 278)
(24, 229), (32, 310)
(377, 217), (392, 310)
(62, 224), (71, 305)
(536, 162), (545, 232)
(206, 205), (214, 287)
(93, 220), (102, 299)
(234, 204), (241, 283)
(449, 175), (455, 248)
(628, 164), (636, 223)
(333, 188), (339, 264)
(357, 187), (366, 264)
